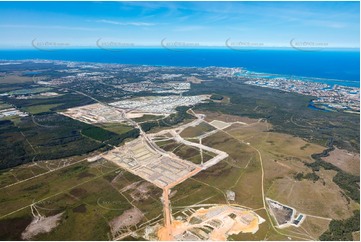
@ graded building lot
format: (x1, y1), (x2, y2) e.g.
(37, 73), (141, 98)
(60, 103), (126, 124)
(102, 138), (199, 188)
(158, 205), (265, 241)
(110, 95), (209, 115)
(209, 120), (232, 130)
(0, 105), (359, 241)
(155, 138), (215, 165)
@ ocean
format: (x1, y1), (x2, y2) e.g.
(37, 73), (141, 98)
(0, 48), (359, 87)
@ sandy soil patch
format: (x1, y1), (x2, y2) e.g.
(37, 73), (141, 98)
(109, 207), (144, 237)
(200, 110), (258, 124)
(126, 112), (165, 119)
(157, 205), (264, 241)
(21, 212), (63, 240)
(121, 181), (155, 201)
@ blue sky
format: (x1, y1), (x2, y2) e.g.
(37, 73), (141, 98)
(0, 1), (359, 48)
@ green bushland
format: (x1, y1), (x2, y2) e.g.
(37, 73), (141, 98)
(141, 106), (194, 132)
(210, 94), (224, 100)
(293, 172), (320, 182)
(0, 215), (33, 240)
(2, 92), (95, 112)
(131, 114), (164, 123)
(188, 78), (359, 153)
(97, 123), (133, 135)
(320, 210), (360, 241)
(305, 139), (360, 203)
(9, 87), (52, 95)
(180, 122), (215, 138)
(81, 126), (118, 142)
(0, 112), (139, 170)
(23, 103), (63, 114)
(0, 86), (141, 169)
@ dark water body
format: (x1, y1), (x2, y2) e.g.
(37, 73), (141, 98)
(23, 71), (41, 75)
(0, 48), (359, 87)
(307, 103), (332, 112)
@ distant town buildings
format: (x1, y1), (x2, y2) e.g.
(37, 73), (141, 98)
(245, 78), (360, 112)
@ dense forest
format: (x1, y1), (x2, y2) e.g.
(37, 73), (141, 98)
(189, 77), (359, 153)
(320, 210), (360, 241)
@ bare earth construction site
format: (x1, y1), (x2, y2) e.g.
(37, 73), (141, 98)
(0, 60), (359, 241)
(52, 95), (269, 240)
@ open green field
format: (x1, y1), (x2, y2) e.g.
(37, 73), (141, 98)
(1, 86), (96, 113)
(0, 74), (34, 84)
(0, 101), (12, 110)
(23, 103), (63, 114)
(0, 112), (139, 170)
(97, 123), (134, 135)
(155, 136), (217, 164)
(168, 114), (359, 240)
(190, 78), (359, 153)
(0, 154), (89, 188)
(179, 121), (215, 138)
(155, 138), (181, 152)
(0, 159), (163, 240)
(0, 84), (143, 169)
(131, 114), (164, 123)
(0, 66), (359, 241)
(9, 87), (53, 95)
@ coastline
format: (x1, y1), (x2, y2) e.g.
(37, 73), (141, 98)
(0, 48), (359, 87)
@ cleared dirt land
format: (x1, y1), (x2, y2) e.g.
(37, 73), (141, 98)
(322, 147), (360, 176)
(201, 110), (258, 124)
(180, 121), (215, 138)
(109, 208), (144, 237)
(158, 205), (265, 241)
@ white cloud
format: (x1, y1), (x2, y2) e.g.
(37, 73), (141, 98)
(95, 19), (155, 26)
(0, 24), (103, 31)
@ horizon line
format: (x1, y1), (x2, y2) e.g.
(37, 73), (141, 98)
(0, 46), (359, 51)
